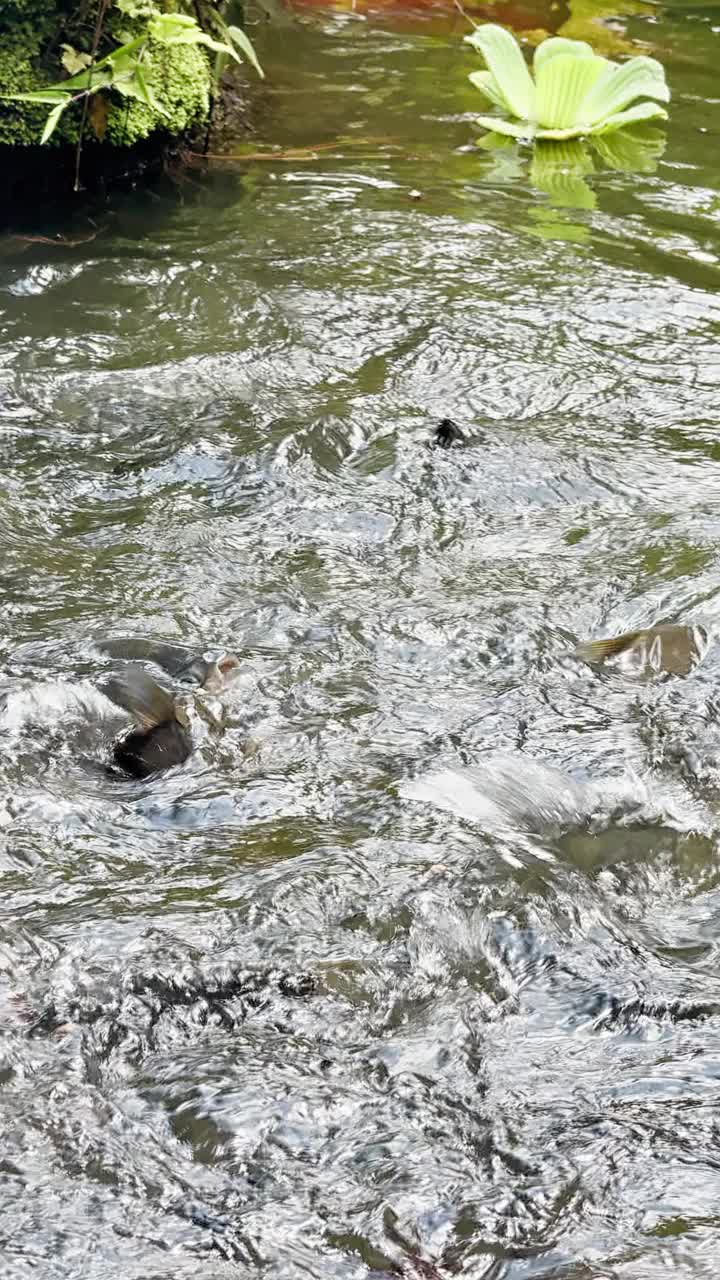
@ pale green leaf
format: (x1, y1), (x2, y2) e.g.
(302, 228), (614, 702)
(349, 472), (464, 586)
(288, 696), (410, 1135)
(533, 37), (596, 73)
(134, 64), (170, 116)
(111, 66), (169, 117)
(47, 64), (112, 91)
(475, 129), (516, 151)
(468, 70), (511, 112)
(155, 28), (236, 57)
(535, 52), (608, 129)
(116, 0), (156, 14)
(579, 55), (670, 127)
(475, 116), (535, 140)
(591, 100), (669, 134)
(2, 90), (69, 104)
(535, 124), (589, 139)
(41, 98), (69, 143)
(61, 44), (92, 76)
(194, 32), (239, 57)
(227, 25), (265, 79)
(148, 13), (197, 41)
(465, 25), (535, 122)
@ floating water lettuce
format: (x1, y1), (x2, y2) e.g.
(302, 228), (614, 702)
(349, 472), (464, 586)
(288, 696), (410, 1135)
(466, 24), (670, 141)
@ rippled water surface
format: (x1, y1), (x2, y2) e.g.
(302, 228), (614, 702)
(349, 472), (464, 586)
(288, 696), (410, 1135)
(3, 2), (720, 1275)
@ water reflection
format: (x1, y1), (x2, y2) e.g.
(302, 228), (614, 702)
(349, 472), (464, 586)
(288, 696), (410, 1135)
(479, 125), (667, 238)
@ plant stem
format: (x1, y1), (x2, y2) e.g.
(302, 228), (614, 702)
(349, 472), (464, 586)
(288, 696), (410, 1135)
(74, 0), (111, 193)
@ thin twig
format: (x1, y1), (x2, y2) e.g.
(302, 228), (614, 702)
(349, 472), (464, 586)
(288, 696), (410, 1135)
(11, 230), (100, 247)
(452, 0), (479, 29)
(184, 136), (400, 162)
(74, 0), (110, 192)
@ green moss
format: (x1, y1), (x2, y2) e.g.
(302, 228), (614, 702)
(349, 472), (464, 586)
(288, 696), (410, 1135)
(106, 40), (211, 145)
(0, 24), (47, 146)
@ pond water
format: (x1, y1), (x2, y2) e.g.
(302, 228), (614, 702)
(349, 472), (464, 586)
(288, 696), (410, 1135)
(2, 2), (720, 1275)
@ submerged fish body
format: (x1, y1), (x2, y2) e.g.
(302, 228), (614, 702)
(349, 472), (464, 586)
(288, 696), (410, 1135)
(112, 717), (192, 779)
(101, 667), (192, 779)
(576, 624), (709, 677)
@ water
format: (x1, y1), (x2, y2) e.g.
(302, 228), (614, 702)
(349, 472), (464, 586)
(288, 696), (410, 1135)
(2, 1), (720, 1274)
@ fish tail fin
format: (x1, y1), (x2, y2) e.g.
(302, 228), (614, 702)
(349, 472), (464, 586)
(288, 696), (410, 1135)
(102, 666), (180, 729)
(575, 631), (642, 663)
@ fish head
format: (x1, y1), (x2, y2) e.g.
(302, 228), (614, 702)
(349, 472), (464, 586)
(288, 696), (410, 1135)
(201, 654), (241, 692)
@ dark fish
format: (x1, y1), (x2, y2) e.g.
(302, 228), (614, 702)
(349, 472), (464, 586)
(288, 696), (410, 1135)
(96, 637), (240, 692)
(432, 418), (465, 448)
(101, 667), (192, 779)
(575, 624), (709, 676)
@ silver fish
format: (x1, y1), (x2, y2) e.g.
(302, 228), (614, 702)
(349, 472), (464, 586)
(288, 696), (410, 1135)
(575, 624), (709, 676)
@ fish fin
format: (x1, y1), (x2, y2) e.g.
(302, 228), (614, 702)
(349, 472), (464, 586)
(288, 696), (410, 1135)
(575, 631), (642, 663)
(101, 667), (178, 729)
(97, 636), (197, 677)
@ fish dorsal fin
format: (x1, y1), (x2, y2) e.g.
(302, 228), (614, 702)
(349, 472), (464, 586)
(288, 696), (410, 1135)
(101, 666), (180, 729)
(97, 637), (199, 678)
(575, 630), (643, 664)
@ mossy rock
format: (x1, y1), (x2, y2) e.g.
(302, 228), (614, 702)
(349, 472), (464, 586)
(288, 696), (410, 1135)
(0, 1), (213, 148)
(105, 40), (211, 146)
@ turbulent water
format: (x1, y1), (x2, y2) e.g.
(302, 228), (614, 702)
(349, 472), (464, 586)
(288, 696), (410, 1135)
(2, 1), (720, 1275)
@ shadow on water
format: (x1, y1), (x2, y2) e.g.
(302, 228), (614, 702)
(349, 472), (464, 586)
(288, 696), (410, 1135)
(2, 0), (720, 1275)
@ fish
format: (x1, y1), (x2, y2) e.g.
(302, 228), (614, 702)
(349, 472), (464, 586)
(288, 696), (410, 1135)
(575, 624), (709, 677)
(101, 666), (193, 779)
(95, 636), (240, 692)
(398, 752), (709, 859)
(432, 417), (465, 448)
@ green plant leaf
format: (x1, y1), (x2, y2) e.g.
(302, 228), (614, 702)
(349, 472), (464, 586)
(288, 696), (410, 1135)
(42, 64), (113, 92)
(194, 32), (240, 57)
(154, 27), (237, 58)
(227, 25), (265, 79)
(533, 37), (596, 73)
(579, 56), (670, 127)
(116, 0), (156, 14)
(148, 13), (197, 41)
(41, 98), (70, 143)
(476, 130), (517, 151)
(535, 52), (607, 129)
(61, 44), (93, 76)
(3, 90), (69, 104)
(465, 25), (535, 122)
(535, 124), (590, 139)
(475, 115), (535, 139)
(468, 70), (512, 112)
(591, 101), (669, 134)
(133, 64), (170, 116)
